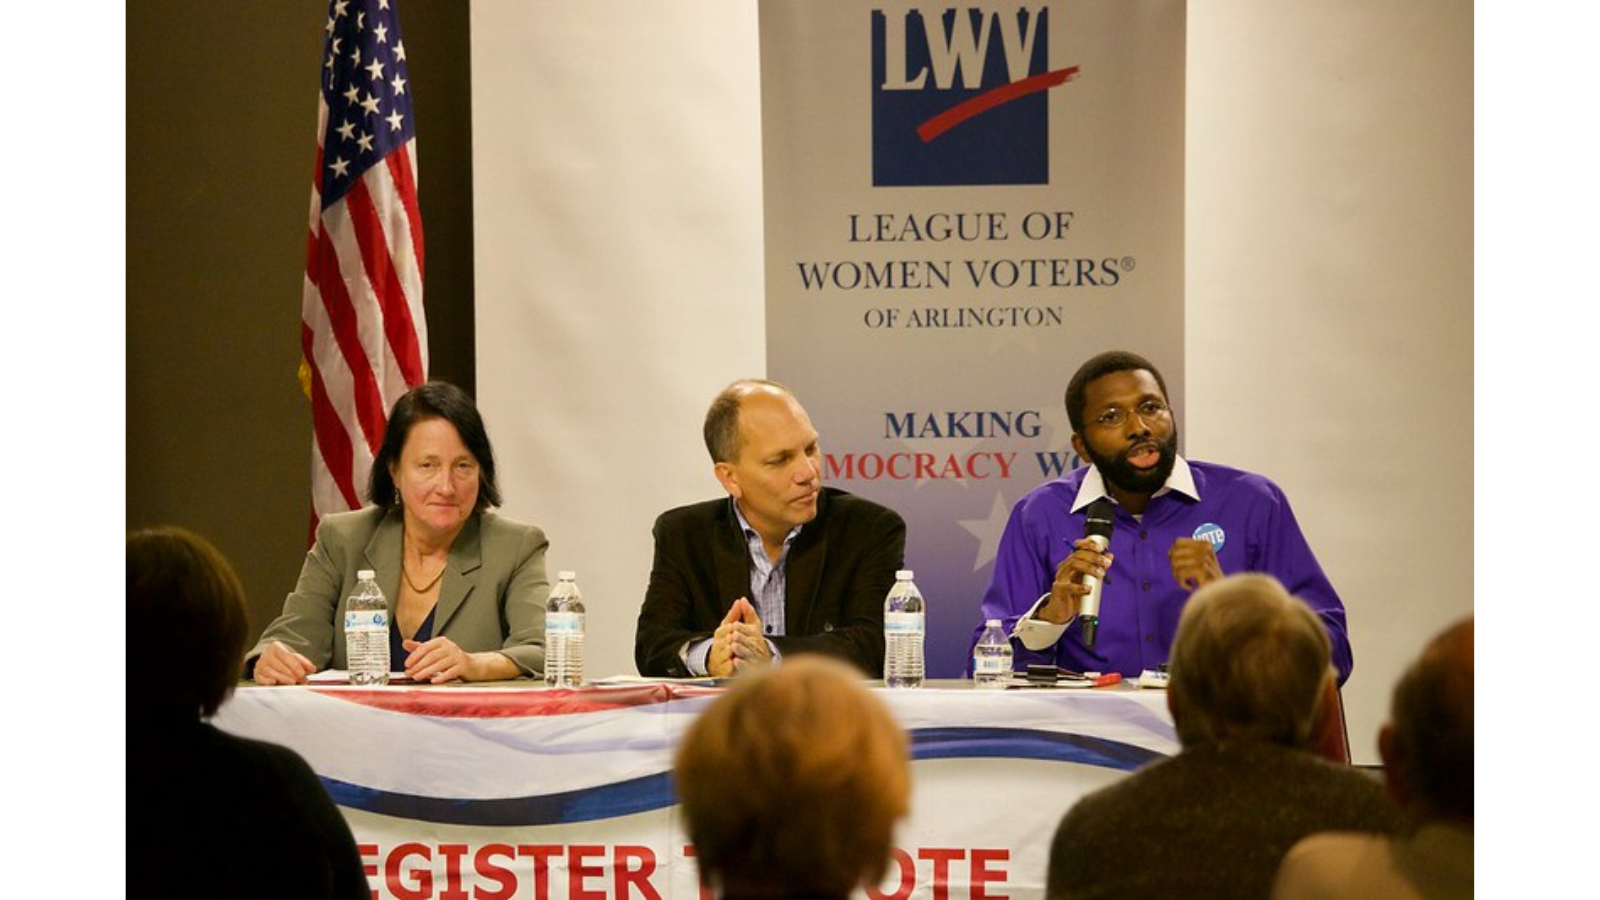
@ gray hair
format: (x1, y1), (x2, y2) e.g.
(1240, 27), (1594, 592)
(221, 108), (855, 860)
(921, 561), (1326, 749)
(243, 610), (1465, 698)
(1167, 573), (1332, 749)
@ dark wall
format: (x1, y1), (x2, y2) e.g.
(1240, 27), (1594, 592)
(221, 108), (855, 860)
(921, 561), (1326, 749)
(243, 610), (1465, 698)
(127, 1), (475, 640)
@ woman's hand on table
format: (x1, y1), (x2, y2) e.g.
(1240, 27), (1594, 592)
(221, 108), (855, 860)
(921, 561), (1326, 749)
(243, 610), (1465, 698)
(403, 636), (519, 683)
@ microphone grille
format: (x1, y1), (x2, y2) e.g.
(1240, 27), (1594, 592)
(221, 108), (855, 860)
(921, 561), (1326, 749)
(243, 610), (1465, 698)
(1084, 498), (1115, 539)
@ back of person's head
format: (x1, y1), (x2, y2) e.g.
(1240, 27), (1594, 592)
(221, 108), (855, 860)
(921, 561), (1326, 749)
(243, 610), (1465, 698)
(703, 378), (795, 464)
(1064, 349), (1170, 433)
(1167, 573), (1333, 749)
(127, 526), (250, 718)
(674, 656), (910, 897)
(1381, 616), (1473, 824)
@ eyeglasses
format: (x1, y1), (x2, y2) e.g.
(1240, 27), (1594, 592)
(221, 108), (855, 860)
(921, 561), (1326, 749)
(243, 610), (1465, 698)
(1092, 399), (1170, 429)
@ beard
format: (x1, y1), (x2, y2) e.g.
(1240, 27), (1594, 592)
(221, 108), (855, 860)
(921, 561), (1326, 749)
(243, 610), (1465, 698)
(1084, 430), (1179, 496)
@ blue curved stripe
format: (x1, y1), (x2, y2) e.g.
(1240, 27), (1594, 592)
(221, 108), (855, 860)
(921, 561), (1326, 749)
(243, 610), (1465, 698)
(322, 771), (676, 827)
(910, 726), (1165, 771)
(320, 727), (1166, 827)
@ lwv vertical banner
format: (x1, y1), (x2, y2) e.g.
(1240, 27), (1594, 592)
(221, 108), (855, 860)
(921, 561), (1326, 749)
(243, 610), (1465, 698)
(760, 0), (1186, 677)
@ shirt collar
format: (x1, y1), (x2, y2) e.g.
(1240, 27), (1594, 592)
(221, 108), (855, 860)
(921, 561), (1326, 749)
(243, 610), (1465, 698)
(731, 498), (804, 549)
(1071, 454), (1198, 513)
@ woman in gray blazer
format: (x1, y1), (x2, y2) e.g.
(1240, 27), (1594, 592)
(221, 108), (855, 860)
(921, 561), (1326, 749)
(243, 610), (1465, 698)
(249, 381), (550, 684)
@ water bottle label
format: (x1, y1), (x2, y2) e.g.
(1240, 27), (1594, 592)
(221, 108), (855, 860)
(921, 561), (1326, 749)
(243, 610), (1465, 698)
(884, 611), (923, 635)
(974, 654), (1011, 675)
(547, 612), (582, 633)
(344, 609), (387, 630)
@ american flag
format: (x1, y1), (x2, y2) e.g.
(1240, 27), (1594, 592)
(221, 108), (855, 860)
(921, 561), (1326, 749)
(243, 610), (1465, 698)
(301, 0), (427, 536)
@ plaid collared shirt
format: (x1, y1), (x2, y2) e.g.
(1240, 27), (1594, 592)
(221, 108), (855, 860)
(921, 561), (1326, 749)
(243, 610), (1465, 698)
(732, 499), (802, 636)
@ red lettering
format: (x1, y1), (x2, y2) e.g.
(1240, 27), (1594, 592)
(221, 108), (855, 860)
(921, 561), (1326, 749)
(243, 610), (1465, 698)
(438, 843), (470, 900)
(473, 844), (517, 900)
(914, 453), (935, 480)
(918, 847), (964, 900)
(994, 452), (1014, 478)
(971, 847), (1010, 898)
(938, 455), (962, 479)
(860, 453), (885, 479)
(965, 453), (988, 479)
(568, 844), (606, 900)
(682, 845), (714, 900)
(614, 846), (661, 900)
(824, 453), (854, 480)
(865, 848), (916, 900)
(517, 844), (563, 898)
(888, 453), (911, 479)
(387, 842), (432, 900)
(359, 843), (380, 900)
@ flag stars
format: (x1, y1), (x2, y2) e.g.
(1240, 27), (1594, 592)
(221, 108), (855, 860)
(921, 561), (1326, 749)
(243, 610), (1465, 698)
(318, 5), (413, 166)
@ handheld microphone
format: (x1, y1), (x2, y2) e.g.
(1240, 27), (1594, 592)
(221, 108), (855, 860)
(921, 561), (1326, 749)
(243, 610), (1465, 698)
(1078, 498), (1115, 648)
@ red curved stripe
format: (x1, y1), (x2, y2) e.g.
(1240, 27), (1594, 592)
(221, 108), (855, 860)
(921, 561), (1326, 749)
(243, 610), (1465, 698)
(917, 66), (1079, 143)
(312, 683), (726, 718)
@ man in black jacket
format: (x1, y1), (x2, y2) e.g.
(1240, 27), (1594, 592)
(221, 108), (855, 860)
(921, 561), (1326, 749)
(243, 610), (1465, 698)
(634, 379), (906, 678)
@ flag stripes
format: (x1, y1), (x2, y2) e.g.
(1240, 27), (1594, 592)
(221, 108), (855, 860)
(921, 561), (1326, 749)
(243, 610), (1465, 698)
(300, 0), (427, 536)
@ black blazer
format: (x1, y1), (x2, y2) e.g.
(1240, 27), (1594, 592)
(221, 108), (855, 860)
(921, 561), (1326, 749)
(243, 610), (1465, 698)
(633, 487), (906, 677)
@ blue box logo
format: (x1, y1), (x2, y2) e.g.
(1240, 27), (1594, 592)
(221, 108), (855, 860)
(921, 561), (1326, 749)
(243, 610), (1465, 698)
(872, 7), (1070, 187)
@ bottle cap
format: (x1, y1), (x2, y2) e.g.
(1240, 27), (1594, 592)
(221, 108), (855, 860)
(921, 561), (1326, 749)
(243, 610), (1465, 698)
(896, 569), (914, 580)
(558, 570), (576, 581)
(358, 569), (376, 580)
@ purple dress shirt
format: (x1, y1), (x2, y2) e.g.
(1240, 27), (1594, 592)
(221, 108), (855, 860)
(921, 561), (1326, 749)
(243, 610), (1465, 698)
(974, 458), (1353, 684)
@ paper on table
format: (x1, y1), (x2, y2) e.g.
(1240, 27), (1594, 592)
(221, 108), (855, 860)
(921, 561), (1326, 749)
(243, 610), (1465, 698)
(306, 669), (415, 685)
(1005, 671), (1123, 689)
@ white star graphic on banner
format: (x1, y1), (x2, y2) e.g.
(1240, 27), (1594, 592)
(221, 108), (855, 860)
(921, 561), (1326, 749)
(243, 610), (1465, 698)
(960, 491), (1013, 572)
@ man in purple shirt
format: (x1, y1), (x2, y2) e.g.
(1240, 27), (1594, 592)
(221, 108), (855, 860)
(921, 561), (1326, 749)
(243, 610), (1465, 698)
(974, 350), (1353, 684)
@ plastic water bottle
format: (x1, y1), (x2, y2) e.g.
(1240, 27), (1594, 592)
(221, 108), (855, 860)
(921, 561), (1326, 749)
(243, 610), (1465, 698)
(883, 569), (924, 688)
(545, 570), (586, 687)
(344, 569), (390, 685)
(973, 619), (1013, 689)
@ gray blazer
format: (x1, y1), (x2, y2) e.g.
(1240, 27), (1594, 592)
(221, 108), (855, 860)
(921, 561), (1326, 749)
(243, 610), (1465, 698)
(247, 506), (551, 677)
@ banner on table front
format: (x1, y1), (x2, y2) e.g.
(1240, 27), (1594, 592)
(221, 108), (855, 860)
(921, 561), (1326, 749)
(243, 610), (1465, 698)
(759, 1), (1186, 675)
(214, 684), (1177, 898)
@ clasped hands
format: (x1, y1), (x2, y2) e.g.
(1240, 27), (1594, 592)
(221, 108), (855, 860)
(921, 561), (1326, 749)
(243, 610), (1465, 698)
(1033, 536), (1225, 625)
(706, 596), (775, 678)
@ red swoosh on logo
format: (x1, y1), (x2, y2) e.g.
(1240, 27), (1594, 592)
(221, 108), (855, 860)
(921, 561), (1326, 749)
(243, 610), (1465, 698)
(917, 65), (1080, 143)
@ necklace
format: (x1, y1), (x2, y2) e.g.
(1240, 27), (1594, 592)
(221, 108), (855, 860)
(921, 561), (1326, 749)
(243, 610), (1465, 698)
(403, 558), (446, 593)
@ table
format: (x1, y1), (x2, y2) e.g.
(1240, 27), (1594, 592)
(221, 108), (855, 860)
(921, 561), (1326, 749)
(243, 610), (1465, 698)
(213, 679), (1177, 899)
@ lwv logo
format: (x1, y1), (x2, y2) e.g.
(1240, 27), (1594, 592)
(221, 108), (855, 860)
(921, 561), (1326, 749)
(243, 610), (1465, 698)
(872, 6), (1077, 187)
